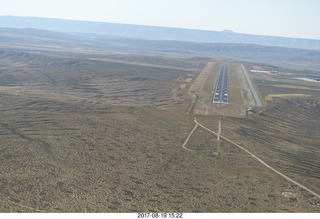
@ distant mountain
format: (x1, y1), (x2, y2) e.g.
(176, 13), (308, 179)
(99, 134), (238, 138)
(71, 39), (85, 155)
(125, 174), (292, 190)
(0, 16), (320, 50)
(1, 26), (320, 70)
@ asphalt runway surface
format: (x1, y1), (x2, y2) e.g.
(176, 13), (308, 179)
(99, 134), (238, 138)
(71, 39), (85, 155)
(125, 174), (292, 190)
(213, 63), (228, 104)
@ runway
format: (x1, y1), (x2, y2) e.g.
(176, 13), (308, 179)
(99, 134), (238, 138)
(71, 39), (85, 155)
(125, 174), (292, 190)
(213, 63), (229, 104)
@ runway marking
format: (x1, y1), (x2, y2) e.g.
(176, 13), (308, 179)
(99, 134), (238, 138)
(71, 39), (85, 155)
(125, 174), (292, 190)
(213, 63), (229, 104)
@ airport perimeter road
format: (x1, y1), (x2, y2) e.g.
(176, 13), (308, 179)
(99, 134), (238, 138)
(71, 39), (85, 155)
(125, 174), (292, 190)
(213, 63), (229, 104)
(241, 65), (262, 107)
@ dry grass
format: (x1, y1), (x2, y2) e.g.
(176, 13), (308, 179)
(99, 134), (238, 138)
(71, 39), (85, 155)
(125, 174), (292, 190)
(0, 48), (319, 212)
(265, 94), (311, 101)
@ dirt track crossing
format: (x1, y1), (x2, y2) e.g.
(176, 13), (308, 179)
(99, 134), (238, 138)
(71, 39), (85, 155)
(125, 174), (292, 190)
(182, 117), (320, 199)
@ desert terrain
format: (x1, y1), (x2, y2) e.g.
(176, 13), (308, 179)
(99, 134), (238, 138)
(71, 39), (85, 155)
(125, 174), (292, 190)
(0, 27), (319, 213)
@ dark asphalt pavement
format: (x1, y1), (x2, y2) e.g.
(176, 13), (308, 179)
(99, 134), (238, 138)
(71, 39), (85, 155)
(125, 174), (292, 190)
(213, 63), (228, 104)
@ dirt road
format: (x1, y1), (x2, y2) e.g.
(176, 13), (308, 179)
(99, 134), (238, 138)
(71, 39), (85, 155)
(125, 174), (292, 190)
(241, 65), (262, 107)
(182, 119), (198, 152)
(189, 117), (320, 199)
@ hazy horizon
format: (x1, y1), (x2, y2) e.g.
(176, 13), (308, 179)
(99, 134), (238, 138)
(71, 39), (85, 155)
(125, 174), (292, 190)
(1, 0), (320, 40)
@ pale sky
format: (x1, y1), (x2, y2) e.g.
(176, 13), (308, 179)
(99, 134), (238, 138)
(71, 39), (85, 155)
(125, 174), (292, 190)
(1, 0), (320, 39)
